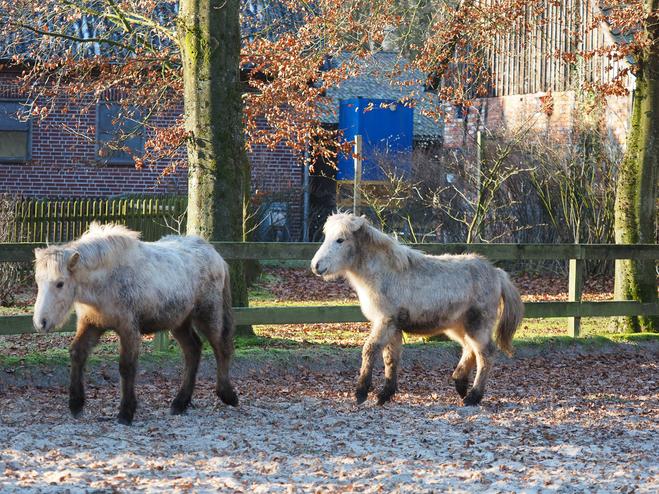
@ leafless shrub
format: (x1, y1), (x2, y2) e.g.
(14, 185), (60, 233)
(0, 193), (30, 307)
(358, 116), (618, 277)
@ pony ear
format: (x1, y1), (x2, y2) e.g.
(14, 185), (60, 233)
(349, 215), (368, 233)
(67, 251), (80, 272)
(34, 247), (45, 260)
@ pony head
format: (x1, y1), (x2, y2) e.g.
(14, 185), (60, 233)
(311, 212), (369, 279)
(33, 246), (80, 333)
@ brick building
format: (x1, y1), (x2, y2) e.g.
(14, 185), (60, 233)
(442, 0), (634, 152)
(1, 0), (633, 242)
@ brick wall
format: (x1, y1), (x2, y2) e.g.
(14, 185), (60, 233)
(443, 90), (631, 150)
(248, 118), (304, 240)
(0, 75), (306, 239)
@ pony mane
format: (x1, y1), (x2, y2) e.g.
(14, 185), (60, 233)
(35, 222), (141, 276)
(324, 212), (425, 271)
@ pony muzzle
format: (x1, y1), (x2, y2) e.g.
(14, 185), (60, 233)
(33, 316), (53, 334)
(311, 261), (327, 276)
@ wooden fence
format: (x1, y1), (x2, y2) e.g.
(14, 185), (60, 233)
(8, 197), (188, 243)
(2, 242), (659, 351)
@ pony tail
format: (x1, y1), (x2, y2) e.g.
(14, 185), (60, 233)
(495, 269), (524, 357)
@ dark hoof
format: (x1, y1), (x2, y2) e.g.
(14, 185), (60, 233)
(69, 398), (84, 419)
(376, 393), (392, 406)
(355, 388), (368, 405)
(376, 385), (396, 406)
(454, 378), (469, 399)
(116, 410), (134, 426)
(217, 385), (239, 407)
(463, 391), (483, 406)
(171, 398), (191, 415)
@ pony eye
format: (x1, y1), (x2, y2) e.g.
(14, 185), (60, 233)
(56, 281), (65, 288)
(336, 238), (345, 244)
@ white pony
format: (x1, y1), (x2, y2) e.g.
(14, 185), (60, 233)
(33, 222), (238, 425)
(311, 212), (524, 406)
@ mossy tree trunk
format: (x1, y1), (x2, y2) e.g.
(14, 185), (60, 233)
(613, 0), (659, 333)
(178, 0), (254, 336)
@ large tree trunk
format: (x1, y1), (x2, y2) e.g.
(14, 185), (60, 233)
(613, 0), (659, 333)
(178, 0), (254, 336)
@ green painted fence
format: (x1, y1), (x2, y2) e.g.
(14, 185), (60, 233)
(2, 241), (659, 351)
(9, 197), (187, 243)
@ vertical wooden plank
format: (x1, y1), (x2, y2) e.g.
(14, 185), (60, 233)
(65, 200), (71, 242)
(46, 201), (52, 243)
(153, 332), (169, 352)
(131, 199), (139, 230)
(155, 198), (162, 240)
(567, 258), (584, 337)
(121, 199), (127, 226)
(38, 201), (44, 243)
(85, 199), (91, 232)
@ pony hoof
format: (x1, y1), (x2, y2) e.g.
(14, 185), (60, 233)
(375, 397), (389, 406)
(463, 392), (483, 407)
(217, 387), (239, 407)
(70, 408), (84, 419)
(116, 412), (134, 426)
(355, 389), (368, 405)
(454, 378), (469, 399)
(171, 400), (190, 416)
(376, 392), (394, 406)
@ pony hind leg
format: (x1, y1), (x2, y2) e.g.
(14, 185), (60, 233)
(170, 317), (203, 415)
(452, 346), (477, 399)
(194, 311), (238, 407)
(69, 319), (105, 418)
(461, 307), (499, 406)
(463, 338), (497, 406)
(376, 330), (403, 406)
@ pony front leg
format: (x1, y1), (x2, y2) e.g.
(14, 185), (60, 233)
(69, 320), (105, 418)
(376, 330), (403, 406)
(356, 320), (397, 405)
(117, 329), (141, 425)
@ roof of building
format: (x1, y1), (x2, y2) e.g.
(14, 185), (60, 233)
(320, 52), (444, 139)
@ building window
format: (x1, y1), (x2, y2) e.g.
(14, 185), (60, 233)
(97, 103), (145, 164)
(0, 101), (31, 161)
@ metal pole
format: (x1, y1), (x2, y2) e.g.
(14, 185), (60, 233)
(476, 130), (484, 199)
(302, 150), (310, 242)
(354, 135), (362, 216)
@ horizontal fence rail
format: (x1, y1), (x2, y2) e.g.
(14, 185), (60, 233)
(3, 242), (659, 349)
(5, 242), (659, 263)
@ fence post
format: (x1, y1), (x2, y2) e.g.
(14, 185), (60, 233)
(568, 256), (584, 338)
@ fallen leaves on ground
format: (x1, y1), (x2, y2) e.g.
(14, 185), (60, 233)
(259, 267), (615, 303)
(0, 349), (658, 493)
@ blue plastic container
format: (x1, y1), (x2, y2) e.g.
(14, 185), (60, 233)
(337, 98), (413, 181)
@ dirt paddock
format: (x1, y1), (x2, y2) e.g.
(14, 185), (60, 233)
(1, 344), (658, 493)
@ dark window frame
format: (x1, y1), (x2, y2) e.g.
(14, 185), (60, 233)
(0, 99), (32, 162)
(96, 102), (145, 165)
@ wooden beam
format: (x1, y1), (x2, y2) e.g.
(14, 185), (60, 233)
(4, 302), (659, 336)
(5, 242), (659, 263)
(567, 258), (584, 337)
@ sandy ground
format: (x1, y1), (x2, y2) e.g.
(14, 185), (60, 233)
(1, 343), (659, 493)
